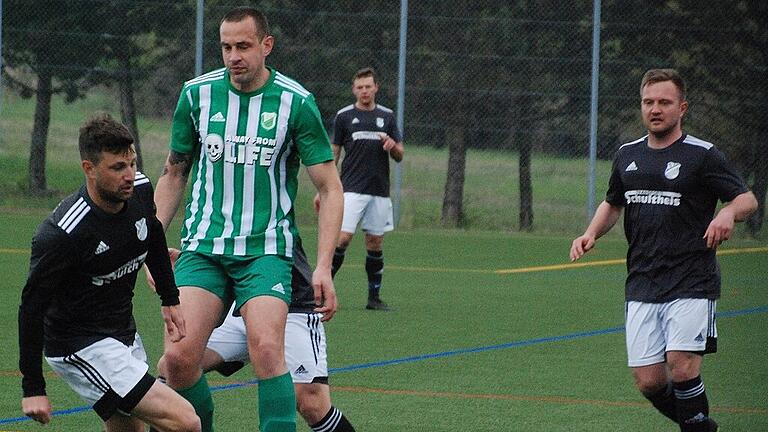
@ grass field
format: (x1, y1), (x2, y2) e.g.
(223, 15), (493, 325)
(1, 210), (767, 431)
(1, 88), (766, 430)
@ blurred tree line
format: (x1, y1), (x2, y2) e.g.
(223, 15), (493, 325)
(3, 0), (766, 233)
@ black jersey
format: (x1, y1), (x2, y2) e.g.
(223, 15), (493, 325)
(18, 172), (179, 397)
(605, 135), (749, 303)
(332, 104), (402, 197)
(287, 241), (315, 313)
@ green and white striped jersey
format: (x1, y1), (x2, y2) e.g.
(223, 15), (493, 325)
(169, 67), (333, 257)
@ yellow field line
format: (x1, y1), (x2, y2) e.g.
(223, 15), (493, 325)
(0, 248), (27, 255)
(1, 246), (766, 275)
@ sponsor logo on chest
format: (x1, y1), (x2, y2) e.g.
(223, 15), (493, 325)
(203, 133), (279, 166)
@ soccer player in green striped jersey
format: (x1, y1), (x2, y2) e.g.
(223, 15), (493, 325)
(153, 7), (343, 432)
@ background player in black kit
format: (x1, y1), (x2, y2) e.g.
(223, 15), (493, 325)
(322, 67), (404, 310)
(570, 69), (757, 432)
(18, 113), (200, 432)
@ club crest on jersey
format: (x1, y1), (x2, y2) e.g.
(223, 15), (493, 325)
(376, 117), (384, 128)
(205, 134), (224, 162)
(261, 112), (277, 130)
(135, 218), (148, 241)
(665, 161), (681, 180)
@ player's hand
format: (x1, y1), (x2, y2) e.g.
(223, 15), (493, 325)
(313, 193), (322, 214)
(312, 268), (338, 321)
(379, 133), (397, 152)
(703, 208), (735, 249)
(570, 234), (595, 261)
(162, 304), (186, 343)
(145, 248), (181, 291)
(22, 395), (52, 424)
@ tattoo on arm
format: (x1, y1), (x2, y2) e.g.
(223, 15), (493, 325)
(162, 151), (193, 178)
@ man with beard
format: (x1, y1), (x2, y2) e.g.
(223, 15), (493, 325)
(18, 113), (199, 432)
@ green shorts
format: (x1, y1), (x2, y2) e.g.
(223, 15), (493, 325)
(174, 251), (293, 311)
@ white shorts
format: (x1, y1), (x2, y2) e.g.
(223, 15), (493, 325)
(207, 309), (329, 384)
(46, 334), (155, 420)
(341, 192), (394, 236)
(625, 299), (717, 367)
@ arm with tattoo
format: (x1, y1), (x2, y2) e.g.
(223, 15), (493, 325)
(154, 150), (193, 231)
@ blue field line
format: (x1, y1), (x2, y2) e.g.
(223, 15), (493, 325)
(3, 304), (767, 425)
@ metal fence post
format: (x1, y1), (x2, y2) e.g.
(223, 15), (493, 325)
(195, 0), (204, 76)
(587, 0), (601, 222)
(394, 0), (408, 227)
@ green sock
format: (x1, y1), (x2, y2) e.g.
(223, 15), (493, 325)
(258, 373), (296, 432)
(177, 375), (215, 432)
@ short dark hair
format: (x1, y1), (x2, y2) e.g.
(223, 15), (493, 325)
(353, 67), (377, 84)
(640, 68), (686, 101)
(78, 113), (134, 163)
(221, 7), (270, 40)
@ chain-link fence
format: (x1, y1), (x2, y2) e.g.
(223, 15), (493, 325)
(2, 0), (766, 235)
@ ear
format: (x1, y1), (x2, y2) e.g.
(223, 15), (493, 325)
(262, 35), (274, 57)
(82, 159), (96, 179)
(679, 100), (689, 117)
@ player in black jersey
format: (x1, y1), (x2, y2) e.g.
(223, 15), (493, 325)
(323, 67), (404, 310)
(570, 69), (757, 432)
(18, 113), (200, 432)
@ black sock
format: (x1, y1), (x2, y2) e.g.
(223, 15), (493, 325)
(310, 406), (356, 432)
(674, 376), (712, 432)
(365, 250), (383, 297)
(331, 247), (346, 278)
(643, 381), (677, 422)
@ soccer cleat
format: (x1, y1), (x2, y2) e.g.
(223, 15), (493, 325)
(707, 418), (719, 432)
(366, 297), (390, 311)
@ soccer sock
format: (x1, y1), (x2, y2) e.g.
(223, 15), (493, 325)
(331, 247), (346, 277)
(365, 250), (383, 297)
(643, 381), (677, 422)
(310, 406), (356, 432)
(674, 376), (712, 432)
(258, 373), (296, 432)
(174, 375), (214, 432)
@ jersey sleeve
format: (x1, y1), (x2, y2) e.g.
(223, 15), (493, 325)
(144, 216), (180, 306)
(605, 152), (626, 207)
(18, 221), (75, 397)
(294, 94), (334, 166)
(169, 86), (198, 155)
(701, 147), (750, 202)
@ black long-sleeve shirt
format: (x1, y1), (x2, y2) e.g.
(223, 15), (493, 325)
(18, 172), (179, 397)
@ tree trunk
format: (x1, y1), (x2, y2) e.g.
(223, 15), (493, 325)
(115, 47), (143, 170)
(29, 69), (52, 194)
(518, 130), (533, 231)
(747, 131), (768, 235)
(441, 126), (466, 227)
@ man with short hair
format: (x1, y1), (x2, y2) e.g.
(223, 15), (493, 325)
(18, 113), (200, 432)
(153, 6), (343, 432)
(570, 68), (757, 432)
(326, 67), (404, 311)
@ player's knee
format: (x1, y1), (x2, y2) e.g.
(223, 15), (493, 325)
(165, 415), (201, 432)
(337, 233), (353, 248)
(295, 384), (331, 424)
(633, 374), (665, 394)
(162, 348), (200, 378)
(248, 340), (284, 376)
(296, 387), (327, 424)
(364, 234), (383, 250)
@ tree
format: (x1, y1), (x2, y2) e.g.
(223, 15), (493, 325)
(3, 0), (102, 194)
